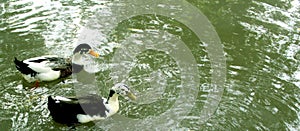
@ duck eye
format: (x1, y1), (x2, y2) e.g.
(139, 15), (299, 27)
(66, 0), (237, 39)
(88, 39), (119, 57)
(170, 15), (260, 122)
(81, 48), (89, 53)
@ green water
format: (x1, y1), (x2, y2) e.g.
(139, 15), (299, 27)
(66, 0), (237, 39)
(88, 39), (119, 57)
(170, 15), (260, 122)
(0, 0), (299, 130)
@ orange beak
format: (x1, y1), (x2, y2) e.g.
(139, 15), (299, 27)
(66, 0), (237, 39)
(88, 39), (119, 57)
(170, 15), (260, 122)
(88, 49), (100, 58)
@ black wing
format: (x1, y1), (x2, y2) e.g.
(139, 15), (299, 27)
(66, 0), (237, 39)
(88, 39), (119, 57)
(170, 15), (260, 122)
(48, 95), (108, 125)
(77, 95), (109, 117)
(14, 57), (37, 77)
(43, 56), (72, 70)
(25, 56), (71, 71)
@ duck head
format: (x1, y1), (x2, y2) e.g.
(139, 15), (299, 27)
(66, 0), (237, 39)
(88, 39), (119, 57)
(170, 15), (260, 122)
(73, 43), (99, 58)
(72, 43), (99, 66)
(110, 83), (136, 100)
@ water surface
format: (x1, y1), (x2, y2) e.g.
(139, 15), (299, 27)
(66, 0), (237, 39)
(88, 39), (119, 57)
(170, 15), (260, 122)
(0, 0), (299, 130)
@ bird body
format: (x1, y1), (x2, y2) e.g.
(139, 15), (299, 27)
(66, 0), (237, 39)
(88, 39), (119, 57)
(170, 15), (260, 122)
(14, 55), (71, 83)
(47, 83), (136, 125)
(14, 43), (99, 83)
(48, 95), (111, 124)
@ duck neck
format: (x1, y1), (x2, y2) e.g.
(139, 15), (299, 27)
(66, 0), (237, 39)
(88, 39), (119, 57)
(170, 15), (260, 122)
(106, 90), (119, 104)
(72, 63), (83, 73)
(72, 53), (84, 65)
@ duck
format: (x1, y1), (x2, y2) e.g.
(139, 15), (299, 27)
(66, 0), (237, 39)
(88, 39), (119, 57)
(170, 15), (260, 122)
(47, 83), (136, 125)
(14, 43), (99, 84)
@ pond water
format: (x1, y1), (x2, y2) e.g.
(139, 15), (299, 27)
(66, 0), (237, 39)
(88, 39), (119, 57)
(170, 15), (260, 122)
(0, 0), (299, 130)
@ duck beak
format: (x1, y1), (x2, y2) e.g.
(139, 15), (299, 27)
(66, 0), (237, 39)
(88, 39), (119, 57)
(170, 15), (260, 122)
(127, 92), (136, 100)
(88, 49), (100, 58)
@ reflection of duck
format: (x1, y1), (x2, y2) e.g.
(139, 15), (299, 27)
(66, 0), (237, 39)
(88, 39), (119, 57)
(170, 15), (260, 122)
(14, 43), (99, 83)
(47, 83), (136, 125)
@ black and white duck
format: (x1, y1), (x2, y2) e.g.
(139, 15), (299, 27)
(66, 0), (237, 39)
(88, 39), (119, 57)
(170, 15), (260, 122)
(14, 43), (99, 84)
(47, 83), (136, 125)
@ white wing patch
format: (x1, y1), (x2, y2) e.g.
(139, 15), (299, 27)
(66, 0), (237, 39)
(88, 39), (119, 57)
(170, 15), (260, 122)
(27, 62), (52, 73)
(77, 114), (106, 123)
(53, 96), (72, 102)
(24, 56), (57, 73)
(24, 55), (58, 62)
(23, 55), (61, 81)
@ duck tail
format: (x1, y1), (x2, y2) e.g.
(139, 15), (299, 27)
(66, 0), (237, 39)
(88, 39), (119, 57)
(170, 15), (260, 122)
(47, 96), (59, 121)
(47, 96), (56, 111)
(14, 57), (23, 70)
(14, 57), (37, 76)
(47, 96), (79, 125)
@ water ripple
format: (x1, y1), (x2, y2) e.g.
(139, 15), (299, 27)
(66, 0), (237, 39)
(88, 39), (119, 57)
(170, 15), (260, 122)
(1, 0), (300, 130)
